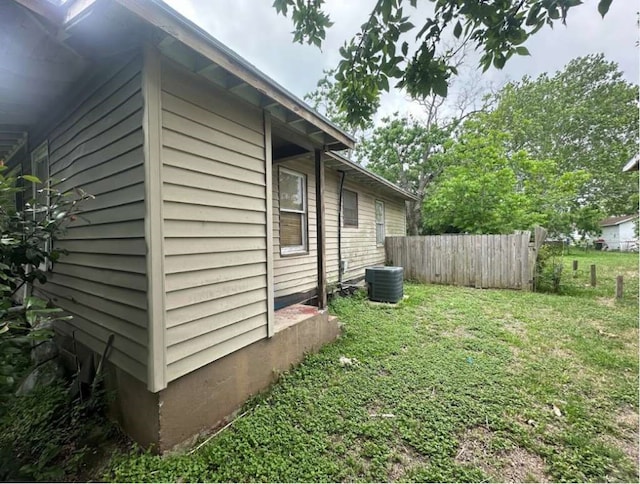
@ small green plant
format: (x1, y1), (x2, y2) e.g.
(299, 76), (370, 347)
(0, 165), (92, 396)
(0, 377), (118, 481)
(535, 244), (565, 293)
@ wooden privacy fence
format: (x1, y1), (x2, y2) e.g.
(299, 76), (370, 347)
(385, 228), (547, 291)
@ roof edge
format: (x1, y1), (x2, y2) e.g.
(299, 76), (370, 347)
(112, 0), (355, 151)
(325, 151), (418, 202)
(600, 215), (638, 227)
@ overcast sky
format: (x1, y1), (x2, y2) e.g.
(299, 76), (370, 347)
(164, 0), (638, 123)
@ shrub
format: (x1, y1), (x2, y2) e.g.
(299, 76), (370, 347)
(0, 166), (91, 396)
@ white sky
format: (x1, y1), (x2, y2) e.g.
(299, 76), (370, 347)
(164, 0), (639, 124)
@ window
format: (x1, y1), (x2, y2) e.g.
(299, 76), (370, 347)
(342, 189), (358, 227)
(375, 200), (385, 247)
(279, 168), (307, 254)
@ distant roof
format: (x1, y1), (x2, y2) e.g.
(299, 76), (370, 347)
(600, 215), (638, 227)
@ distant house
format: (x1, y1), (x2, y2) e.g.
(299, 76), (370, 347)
(600, 215), (638, 251)
(1, 0), (416, 451)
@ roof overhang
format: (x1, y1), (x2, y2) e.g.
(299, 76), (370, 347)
(112, 0), (355, 152)
(600, 215), (638, 227)
(278, 150), (417, 202)
(325, 152), (418, 201)
(4, 0), (356, 159)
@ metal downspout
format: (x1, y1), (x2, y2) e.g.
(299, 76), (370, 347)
(337, 170), (346, 285)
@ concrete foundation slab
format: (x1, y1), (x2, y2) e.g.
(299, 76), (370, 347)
(91, 305), (340, 451)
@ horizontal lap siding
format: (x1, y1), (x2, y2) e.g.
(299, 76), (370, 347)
(325, 172), (407, 283)
(273, 160), (407, 299)
(273, 159), (317, 299)
(161, 61), (268, 382)
(39, 55), (148, 383)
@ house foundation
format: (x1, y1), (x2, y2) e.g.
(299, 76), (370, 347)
(104, 306), (340, 451)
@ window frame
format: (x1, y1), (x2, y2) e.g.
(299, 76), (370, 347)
(278, 167), (308, 256)
(342, 189), (358, 228)
(375, 199), (385, 247)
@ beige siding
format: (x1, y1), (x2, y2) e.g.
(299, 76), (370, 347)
(37, 55), (148, 382)
(273, 159), (318, 299)
(325, 171), (406, 283)
(273, 159), (407, 300)
(161, 61), (268, 382)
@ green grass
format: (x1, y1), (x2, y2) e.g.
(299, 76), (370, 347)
(108, 251), (638, 482)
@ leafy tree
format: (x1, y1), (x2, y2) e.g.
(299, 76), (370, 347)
(274, 0), (615, 126)
(422, 118), (589, 235)
(484, 54), (638, 216)
(357, 114), (449, 235)
(352, 43), (492, 235)
(304, 68), (377, 137)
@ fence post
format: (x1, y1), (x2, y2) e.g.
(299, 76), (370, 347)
(590, 264), (596, 287)
(616, 276), (624, 299)
(572, 260), (578, 277)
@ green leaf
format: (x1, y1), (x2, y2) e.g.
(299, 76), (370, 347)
(22, 175), (41, 184)
(515, 46), (531, 56)
(398, 22), (414, 33)
(379, 75), (390, 92)
(597, 0), (612, 17)
(433, 79), (448, 97)
(453, 21), (462, 39)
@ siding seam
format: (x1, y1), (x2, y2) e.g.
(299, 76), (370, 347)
(264, 112), (274, 337)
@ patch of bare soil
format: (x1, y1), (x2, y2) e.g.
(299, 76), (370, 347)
(504, 320), (527, 339)
(442, 326), (477, 339)
(548, 345), (574, 360)
(596, 297), (616, 308)
(388, 443), (427, 481)
(455, 427), (549, 483)
(609, 406), (640, 468)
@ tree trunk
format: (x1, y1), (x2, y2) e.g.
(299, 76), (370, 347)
(406, 200), (422, 235)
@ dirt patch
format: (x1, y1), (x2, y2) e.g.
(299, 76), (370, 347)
(548, 345), (574, 359)
(388, 443), (427, 481)
(455, 427), (549, 483)
(596, 297), (616, 308)
(501, 448), (548, 483)
(442, 326), (477, 339)
(610, 406), (640, 468)
(505, 320), (528, 339)
(616, 406), (639, 430)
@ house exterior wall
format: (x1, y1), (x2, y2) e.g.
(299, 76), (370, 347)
(325, 171), (406, 283)
(34, 53), (149, 383)
(603, 221), (637, 251)
(273, 157), (407, 301)
(159, 60), (269, 383)
(601, 225), (619, 250)
(618, 221), (636, 250)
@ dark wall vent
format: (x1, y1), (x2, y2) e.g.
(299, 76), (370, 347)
(365, 266), (404, 303)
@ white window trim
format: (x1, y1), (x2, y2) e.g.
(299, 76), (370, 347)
(375, 199), (385, 247)
(279, 167), (308, 255)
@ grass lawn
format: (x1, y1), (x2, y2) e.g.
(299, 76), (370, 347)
(108, 251), (638, 483)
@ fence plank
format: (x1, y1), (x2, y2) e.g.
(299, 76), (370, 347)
(383, 231), (544, 291)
